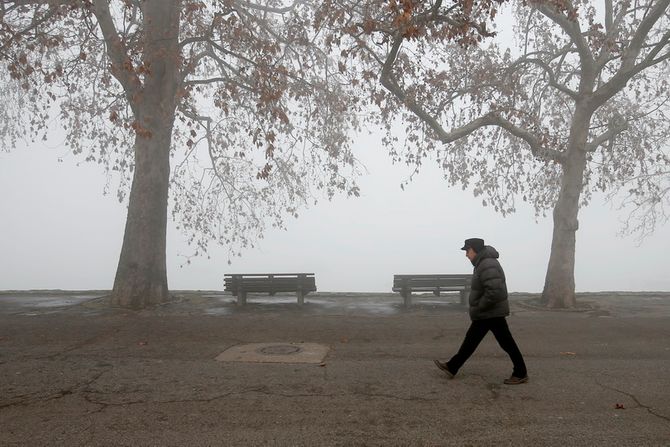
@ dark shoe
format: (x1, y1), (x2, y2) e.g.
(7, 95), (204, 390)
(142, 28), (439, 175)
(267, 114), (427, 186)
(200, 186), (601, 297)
(503, 375), (529, 385)
(433, 360), (454, 379)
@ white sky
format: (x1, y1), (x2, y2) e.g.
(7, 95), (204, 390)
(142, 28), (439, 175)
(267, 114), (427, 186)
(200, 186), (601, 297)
(1, 128), (669, 293)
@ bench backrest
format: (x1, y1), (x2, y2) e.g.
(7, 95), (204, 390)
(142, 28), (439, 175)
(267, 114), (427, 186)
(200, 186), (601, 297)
(224, 273), (316, 293)
(393, 274), (472, 290)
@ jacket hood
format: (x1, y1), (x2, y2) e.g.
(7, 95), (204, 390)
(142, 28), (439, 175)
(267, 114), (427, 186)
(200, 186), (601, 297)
(472, 245), (499, 266)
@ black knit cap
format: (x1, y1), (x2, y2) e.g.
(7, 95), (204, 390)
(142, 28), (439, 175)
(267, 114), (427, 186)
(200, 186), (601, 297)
(461, 238), (485, 253)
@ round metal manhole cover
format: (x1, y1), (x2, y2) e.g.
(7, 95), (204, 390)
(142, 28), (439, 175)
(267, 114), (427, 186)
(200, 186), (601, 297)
(256, 345), (302, 355)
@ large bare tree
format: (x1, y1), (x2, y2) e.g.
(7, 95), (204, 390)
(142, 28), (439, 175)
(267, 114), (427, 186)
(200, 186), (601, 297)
(0, 0), (360, 308)
(324, 0), (670, 307)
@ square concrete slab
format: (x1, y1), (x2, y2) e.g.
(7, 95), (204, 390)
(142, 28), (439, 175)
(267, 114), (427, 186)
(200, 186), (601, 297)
(215, 342), (329, 364)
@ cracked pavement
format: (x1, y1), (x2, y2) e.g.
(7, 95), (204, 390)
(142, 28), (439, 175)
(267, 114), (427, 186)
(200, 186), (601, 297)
(0, 291), (669, 446)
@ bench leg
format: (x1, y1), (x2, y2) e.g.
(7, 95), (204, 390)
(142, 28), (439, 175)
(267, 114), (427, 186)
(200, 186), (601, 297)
(297, 289), (304, 306)
(238, 291), (247, 306)
(402, 291), (412, 307)
(459, 290), (468, 306)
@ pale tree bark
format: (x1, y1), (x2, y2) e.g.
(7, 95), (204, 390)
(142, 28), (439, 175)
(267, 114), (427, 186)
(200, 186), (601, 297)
(109, 0), (181, 308)
(542, 105), (592, 308)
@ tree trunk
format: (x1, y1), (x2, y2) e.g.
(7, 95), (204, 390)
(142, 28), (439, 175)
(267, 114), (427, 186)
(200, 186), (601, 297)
(111, 127), (173, 308)
(541, 106), (592, 308)
(110, 0), (181, 308)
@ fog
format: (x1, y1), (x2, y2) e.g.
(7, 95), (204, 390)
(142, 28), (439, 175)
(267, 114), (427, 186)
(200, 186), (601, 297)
(1, 129), (668, 294)
(2, 4), (666, 295)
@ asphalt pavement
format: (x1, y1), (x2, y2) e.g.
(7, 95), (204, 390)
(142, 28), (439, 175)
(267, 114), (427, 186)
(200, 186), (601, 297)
(1, 290), (669, 446)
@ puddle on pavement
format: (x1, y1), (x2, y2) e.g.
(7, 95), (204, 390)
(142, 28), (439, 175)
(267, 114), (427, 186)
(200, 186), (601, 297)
(1, 295), (101, 308)
(200, 293), (466, 316)
(310, 299), (398, 315)
(203, 307), (233, 316)
(197, 295), (402, 316)
(2, 292), (467, 317)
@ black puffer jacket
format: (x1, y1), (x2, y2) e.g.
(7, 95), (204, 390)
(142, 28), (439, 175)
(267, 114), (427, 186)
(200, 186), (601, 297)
(468, 246), (510, 320)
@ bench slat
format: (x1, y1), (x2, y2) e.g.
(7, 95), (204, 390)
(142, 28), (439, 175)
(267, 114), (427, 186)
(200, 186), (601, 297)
(393, 278), (470, 285)
(223, 273), (316, 305)
(393, 274), (471, 278)
(224, 273), (315, 277)
(392, 273), (472, 307)
(225, 278), (315, 285)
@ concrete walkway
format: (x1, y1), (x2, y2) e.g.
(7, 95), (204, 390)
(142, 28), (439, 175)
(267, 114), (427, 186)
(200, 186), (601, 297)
(1, 291), (669, 446)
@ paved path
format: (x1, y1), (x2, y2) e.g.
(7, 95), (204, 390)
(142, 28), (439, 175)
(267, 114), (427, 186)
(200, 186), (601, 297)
(1, 291), (669, 446)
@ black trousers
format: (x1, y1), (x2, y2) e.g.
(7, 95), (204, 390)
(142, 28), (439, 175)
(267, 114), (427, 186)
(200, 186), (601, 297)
(446, 317), (527, 378)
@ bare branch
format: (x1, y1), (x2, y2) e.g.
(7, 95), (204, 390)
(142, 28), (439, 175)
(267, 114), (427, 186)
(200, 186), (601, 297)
(534, 1), (594, 73)
(380, 32), (564, 163)
(234, 0), (306, 15)
(585, 120), (629, 152)
(184, 76), (254, 93)
(605, 0), (613, 32)
(490, 114), (565, 162)
(0, 3), (61, 56)
(2, 0), (70, 7)
(620, 0), (670, 71)
(91, 0), (141, 108)
(507, 56), (579, 99)
(595, 28), (670, 104)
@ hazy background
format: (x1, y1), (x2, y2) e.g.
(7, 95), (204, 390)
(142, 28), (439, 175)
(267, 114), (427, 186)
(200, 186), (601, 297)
(3, 5), (666, 294)
(1, 128), (669, 293)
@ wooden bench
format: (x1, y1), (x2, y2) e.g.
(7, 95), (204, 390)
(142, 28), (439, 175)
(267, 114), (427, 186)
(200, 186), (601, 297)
(392, 274), (472, 307)
(224, 273), (316, 305)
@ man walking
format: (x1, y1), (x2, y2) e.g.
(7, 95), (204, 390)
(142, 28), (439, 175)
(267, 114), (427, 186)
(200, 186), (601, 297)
(434, 238), (528, 384)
